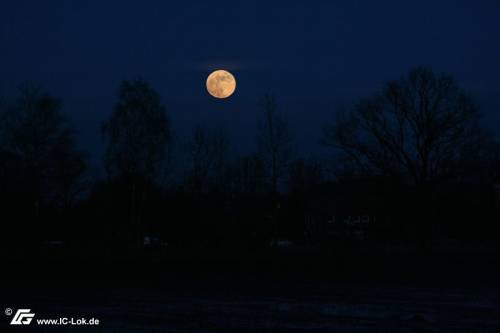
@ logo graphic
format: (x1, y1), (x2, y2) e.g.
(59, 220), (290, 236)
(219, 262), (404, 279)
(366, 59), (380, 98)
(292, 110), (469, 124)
(10, 309), (35, 325)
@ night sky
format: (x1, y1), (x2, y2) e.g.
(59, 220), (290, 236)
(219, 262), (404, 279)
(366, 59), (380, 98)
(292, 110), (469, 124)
(1, 0), (500, 169)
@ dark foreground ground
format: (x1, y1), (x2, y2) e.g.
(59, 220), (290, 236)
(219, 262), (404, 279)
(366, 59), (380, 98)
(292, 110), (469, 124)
(3, 284), (500, 332)
(2, 254), (500, 332)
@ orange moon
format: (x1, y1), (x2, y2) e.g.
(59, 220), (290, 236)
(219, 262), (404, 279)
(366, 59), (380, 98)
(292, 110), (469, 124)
(206, 70), (236, 98)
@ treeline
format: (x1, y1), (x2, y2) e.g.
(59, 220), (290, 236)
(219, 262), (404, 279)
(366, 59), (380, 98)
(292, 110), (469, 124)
(1, 68), (500, 261)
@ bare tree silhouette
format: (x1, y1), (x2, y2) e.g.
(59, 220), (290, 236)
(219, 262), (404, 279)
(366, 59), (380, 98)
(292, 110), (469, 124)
(323, 68), (483, 185)
(257, 94), (292, 192)
(185, 125), (229, 193)
(228, 154), (267, 194)
(0, 83), (86, 208)
(103, 79), (171, 181)
(0, 84), (86, 251)
(102, 79), (171, 249)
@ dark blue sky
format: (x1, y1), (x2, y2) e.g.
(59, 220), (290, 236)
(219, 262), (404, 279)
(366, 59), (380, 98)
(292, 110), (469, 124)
(1, 0), (500, 166)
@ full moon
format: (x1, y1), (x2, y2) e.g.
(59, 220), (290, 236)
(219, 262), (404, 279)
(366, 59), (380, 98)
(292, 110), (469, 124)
(206, 70), (236, 99)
